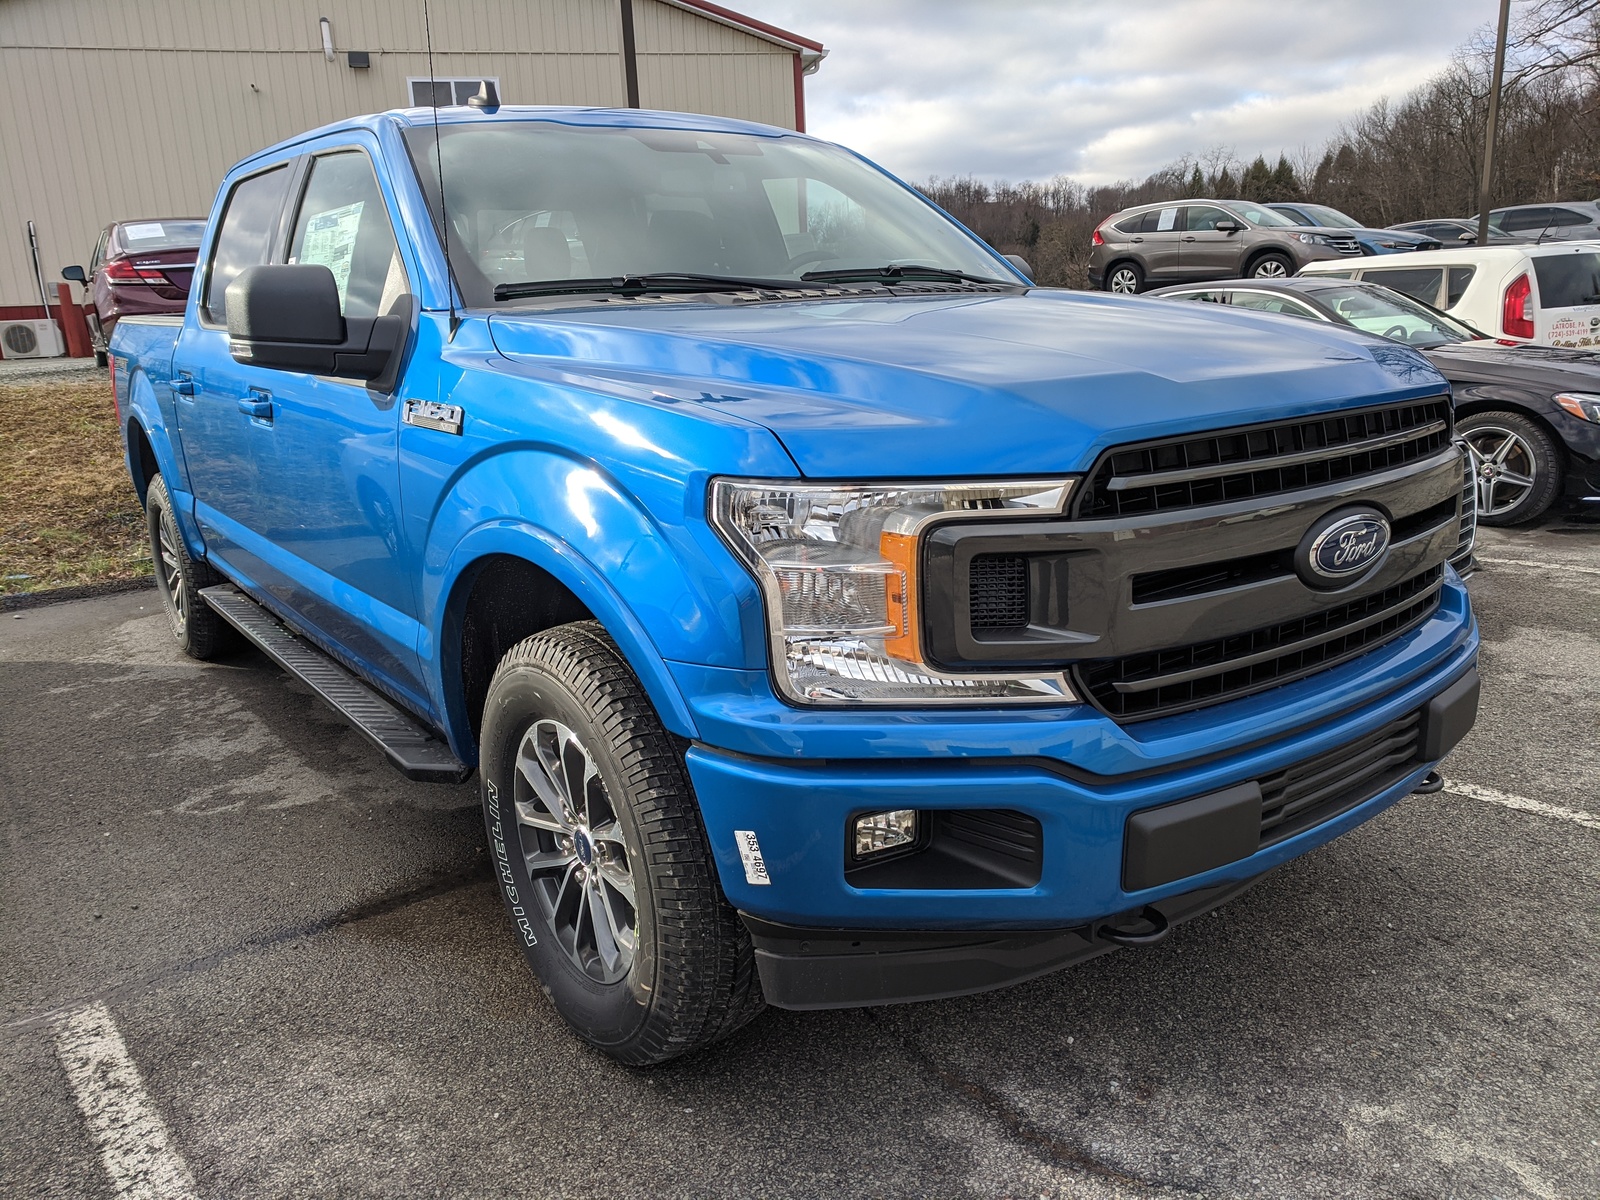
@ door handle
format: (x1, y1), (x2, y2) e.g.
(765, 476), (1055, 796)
(172, 373), (196, 397)
(1130, 236), (1144, 243)
(1182, 235), (1197, 242)
(238, 388), (273, 422)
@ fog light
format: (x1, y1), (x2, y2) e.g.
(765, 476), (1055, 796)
(853, 809), (919, 858)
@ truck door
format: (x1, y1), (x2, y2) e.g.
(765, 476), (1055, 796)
(184, 149), (428, 710)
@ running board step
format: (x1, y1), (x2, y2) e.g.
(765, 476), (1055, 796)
(199, 585), (471, 784)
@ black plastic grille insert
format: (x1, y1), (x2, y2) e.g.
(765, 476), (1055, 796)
(1074, 566), (1445, 721)
(1076, 399), (1453, 519)
(969, 554), (1029, 630)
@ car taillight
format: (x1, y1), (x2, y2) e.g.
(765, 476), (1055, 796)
(105, 258), (167, 284)
(1091, 227), (1104, 247)
(1502, 272), (1534, 338)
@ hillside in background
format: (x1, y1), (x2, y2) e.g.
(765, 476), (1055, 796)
(924, 0), (1600, 287)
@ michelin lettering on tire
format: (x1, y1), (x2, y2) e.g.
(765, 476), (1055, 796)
(486, 777), (536, 946)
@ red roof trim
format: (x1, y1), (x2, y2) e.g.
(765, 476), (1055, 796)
(659, 0), (825, 53)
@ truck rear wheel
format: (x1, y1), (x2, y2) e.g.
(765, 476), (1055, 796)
(145, 474), (237, 660)
(479, 621), (763, 1065)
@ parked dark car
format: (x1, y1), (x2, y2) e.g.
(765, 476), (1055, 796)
(1487, 201), (1600, 242)
(1149, 276), (1600, 524)
(1268, 203), (1441, 254)
(1089, 199), (1361, 292)
(1390, 218), (1529, 245)
(62, 219), (205, 365)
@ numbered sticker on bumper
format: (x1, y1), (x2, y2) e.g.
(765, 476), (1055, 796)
(734, 830), (771, 885)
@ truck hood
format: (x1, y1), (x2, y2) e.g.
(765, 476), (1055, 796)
(488, 289), (1446, 478)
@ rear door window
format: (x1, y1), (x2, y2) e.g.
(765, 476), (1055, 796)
(1446, 266), (1476, 307)
(204, 166), (291, 323)
(1360, 267), (1444, 306)
(1532, 252), (1600, 309)
(1549, 207), (1594, 228)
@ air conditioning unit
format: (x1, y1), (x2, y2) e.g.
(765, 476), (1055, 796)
(0, 319), (65, 359)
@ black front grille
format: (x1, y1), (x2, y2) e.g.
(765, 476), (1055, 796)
(1075, 400), (1453, 519)
(1451, 440), (1477, 569)
(970, 554), (1029, 630)
(1258, 709), (1423, 844)
(1074, 566), (1445, 721)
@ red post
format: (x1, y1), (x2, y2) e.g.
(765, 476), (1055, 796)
(53, 283), (93, 357)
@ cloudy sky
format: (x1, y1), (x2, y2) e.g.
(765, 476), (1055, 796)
(740, 0), (1496, 185)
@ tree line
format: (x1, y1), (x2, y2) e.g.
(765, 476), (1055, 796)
(921, 0), (1600, 288)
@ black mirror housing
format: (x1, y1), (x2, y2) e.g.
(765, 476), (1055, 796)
(225, 264), (405, 384)
(1003, 253), (1034, 282)
(61, 265), (87, 284)
(1215, 220), (1244, 234)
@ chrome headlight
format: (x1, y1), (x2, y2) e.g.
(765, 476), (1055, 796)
(1555, 392), (1600, 423)
(710, 478), (1079, 706)
(1293, 232), (1332, 246)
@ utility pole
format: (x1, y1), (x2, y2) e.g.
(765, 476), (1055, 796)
(1477, 0), (1512, 245)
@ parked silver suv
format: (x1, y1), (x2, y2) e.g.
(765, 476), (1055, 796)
(1089, 199), (1363, 293)
(1488, 201), (1600, 242)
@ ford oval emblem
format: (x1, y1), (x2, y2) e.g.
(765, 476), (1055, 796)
(1296, 508), (1390, 589)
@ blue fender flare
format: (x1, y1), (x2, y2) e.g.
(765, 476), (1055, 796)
(425, 520), (701, 761)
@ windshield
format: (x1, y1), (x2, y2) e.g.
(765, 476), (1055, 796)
(116, 220), (205, 252)
(1226, 202), (1296, 228)
(1298, 204), (1363, 230)
(404, 122), (1015, 304)
(1318, 284), (1483, 347)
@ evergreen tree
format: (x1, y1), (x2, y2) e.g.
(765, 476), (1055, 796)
(1240, 156), (1272, 201)
(1215, 167), (1237, 198)
(1268, 155), (1300, 201)
(1187, 164), (1205, 196)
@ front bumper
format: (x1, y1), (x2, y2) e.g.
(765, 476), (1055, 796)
(680, 575), (1477, 937)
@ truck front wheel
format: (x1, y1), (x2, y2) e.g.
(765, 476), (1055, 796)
(479, 621), (763, 1064)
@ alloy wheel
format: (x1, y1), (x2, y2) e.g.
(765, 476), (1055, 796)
(156, 504), (187, 634)
(512, 718), (638, 983)
(1463, 426), (1538, 517)
(1108, 267), (1139, 293)
(1252, 258), (1289, 279)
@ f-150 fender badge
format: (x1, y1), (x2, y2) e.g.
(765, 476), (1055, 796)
(403, 399), (464, 435)
(733, 830), (771, 885)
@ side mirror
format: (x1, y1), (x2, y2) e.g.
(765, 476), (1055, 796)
(225, 264), (405, 385)
(61, 265), (87, 284)
(1459, 232), (1476, 242)
(1003, 253), (1034, 281)
(1214, 220), (1244, 234)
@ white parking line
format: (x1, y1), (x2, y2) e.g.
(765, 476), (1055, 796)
(1445, 781), (1600, 831)
(1475, 556), (1600, 576)
(52, 1003), (198, 1200)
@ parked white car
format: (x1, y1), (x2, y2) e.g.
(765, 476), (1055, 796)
(1298, 242), (1600, 349)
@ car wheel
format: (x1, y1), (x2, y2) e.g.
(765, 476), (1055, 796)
(1105, 262), (1144, 294)
(479, 621), (764, 1065)
(145, 473), (238, 659)
(1458, 411), (1563, 526)
(1249, 254), (1292, 279)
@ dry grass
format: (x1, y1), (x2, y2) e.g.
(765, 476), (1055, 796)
(0, 378), (151, 595)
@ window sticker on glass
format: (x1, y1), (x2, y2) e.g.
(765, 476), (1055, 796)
(124, 222), (166, 240)
(1157, 208), (1178, 231)
(298, 201), (364, 305)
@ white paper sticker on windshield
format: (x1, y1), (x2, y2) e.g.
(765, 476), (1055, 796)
(734, 830), (771, 885)
(298, 201), (364, 306)
(124, 222), (166, 240)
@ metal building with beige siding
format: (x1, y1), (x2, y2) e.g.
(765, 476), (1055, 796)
(0, 0), (824, 320)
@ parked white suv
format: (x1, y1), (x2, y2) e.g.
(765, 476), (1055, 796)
(1299, 242), (1600, 349)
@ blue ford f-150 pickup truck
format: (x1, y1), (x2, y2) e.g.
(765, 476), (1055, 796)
(111, 100), (1480, 1064)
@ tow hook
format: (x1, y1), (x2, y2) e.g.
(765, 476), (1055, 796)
(1096, 904), (1171, 947)
(1413, 770), (1445, 795)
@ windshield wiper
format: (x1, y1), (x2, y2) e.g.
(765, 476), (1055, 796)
(493, 273), (828, 301)
(800, 264), (1015, 286)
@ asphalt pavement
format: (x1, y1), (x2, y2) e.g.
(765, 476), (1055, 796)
(2, 515), (1596, 1200)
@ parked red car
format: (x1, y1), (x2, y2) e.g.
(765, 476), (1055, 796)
(63, 218), (205, 365)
